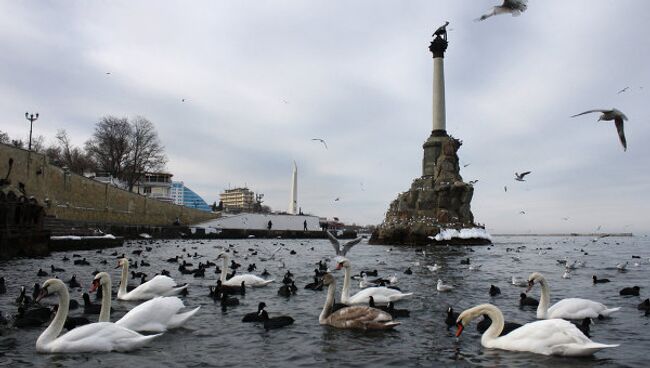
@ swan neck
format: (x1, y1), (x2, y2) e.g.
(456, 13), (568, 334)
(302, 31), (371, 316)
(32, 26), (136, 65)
(341, 264), (351, 304)
(98, 277), (112, 322)
(37, 286), (69, 349)
(537, 276), (551, 319)
(319, 281), (336, 324)
(220, 255), (228, 282)
(118, 259), (128, 297)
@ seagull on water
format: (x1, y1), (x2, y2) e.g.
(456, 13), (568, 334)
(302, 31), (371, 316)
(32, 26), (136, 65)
(514, 171), (531, 181)
(311, 138), (328, 149)
(475, 0), (528, 22)
(570, 108), (628, 151)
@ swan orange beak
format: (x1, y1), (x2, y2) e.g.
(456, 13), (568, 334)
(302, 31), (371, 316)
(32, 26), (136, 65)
(89, 279), (99, 293)
(526, 280), (534, 292)
(35, 287), (48, 303)
(455, 322), (464, 337)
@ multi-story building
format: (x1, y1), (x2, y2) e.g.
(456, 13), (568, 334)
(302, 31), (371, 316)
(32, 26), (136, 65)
(171, 181), (212, 212)
(133, 172), (173, 202)
(220, 187), (255, 212)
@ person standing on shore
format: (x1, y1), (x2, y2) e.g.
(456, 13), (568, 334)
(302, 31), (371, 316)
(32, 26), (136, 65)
(267, 220), (272, 231)
(303, 220), (308, 231)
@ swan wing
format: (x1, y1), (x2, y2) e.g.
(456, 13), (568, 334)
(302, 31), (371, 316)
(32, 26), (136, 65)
(327, 306), (396, 330)
(548, 298), (608, 319)
(115, 297), (184, 332)
(121, 275), (178, 300)
(491, 319), (603, 356)
(44, 322), (159, 353)
(225, 274), (273, 287)
(348, 287), (412, 305)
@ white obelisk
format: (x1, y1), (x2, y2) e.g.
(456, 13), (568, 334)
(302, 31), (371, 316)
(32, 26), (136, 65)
(288, 161), (298, 214)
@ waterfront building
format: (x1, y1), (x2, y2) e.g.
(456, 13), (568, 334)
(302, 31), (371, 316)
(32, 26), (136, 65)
(171, 181), (212, 212)
(133, 172), (173, 202)
(220, 187), (255, 212)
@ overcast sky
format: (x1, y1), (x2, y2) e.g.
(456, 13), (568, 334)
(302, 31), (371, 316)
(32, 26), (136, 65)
(1, 1), (648, 233)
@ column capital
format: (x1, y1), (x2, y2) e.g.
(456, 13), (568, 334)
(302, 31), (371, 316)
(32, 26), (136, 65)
(429, 36), (448, 58)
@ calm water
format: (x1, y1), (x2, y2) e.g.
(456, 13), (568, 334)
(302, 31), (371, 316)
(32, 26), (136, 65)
(1, 235), (648, 367)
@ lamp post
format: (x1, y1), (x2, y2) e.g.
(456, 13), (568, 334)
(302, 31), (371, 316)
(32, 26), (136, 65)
(25, 112), (39, 151)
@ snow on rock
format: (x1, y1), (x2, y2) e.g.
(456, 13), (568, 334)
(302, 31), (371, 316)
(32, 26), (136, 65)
(433, 228), (492, 242)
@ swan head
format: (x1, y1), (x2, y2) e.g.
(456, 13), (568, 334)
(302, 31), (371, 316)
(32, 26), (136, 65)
(91, 272), (110, 292)
(37, 279), (66, 302)
(322, 273), (336, 286)
(216, 252), (228, 260)
(334, 257), (350, 270)
(526, 272), (544, 292)
(455, 304), (492, 337)
(116, 258), (128, 269)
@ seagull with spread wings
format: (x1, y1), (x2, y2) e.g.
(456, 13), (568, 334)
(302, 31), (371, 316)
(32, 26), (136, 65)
(326, 231), (362, 257)
(571, 108), (628, 151)
(514, 171), (531, 182)
(311, 138), (328, 149)
(475, 0), (528, 21)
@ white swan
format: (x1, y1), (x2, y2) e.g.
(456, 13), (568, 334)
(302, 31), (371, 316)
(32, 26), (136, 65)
(217, 253), (274, 287)
(92, 272), (199, 332)
(319, 273), (399, 330)
(117, 258), (188, 301)
(35, 279), (159, 353)
(455, 303), (618, 357)
(527, 272), (620, 320)
(336, 258), (412, 305)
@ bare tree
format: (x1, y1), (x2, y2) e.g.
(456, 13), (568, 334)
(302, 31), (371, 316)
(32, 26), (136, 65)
(124, 117), (167, 191)
(47, 130), (95, 174)
(0, 130), (9, 144)
(85, 116), (132, 178)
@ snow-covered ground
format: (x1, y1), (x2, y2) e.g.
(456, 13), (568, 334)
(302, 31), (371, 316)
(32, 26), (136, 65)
(193, 213), (321, 231)
(50, 234), (117, 240)
(433, 228), (492, 242)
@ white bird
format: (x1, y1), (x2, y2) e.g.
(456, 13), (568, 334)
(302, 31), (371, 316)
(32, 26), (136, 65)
(437, 279), (454, 292)
(35, 279), (160, 353)
(527, 272), (620, 320)
(311, 138), (328, 149)
(512, 275), (528, 287)
(326, 231), (362, 256)
(571, 108), (628, 151)
(427, 264), (440, 272)
(616, 261), (628, 271)
(116, 259), (187, 301)
(469, 264), (482, 271)
(217, 253), (274, 287)
(336, 258), (413, 305)
(562, 270), (571, 279)
(476, 0), (528, 22)
(92, 272), (199, 333)
(455, 304), (618, 357)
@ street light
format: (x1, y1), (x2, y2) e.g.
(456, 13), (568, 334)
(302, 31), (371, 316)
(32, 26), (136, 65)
(25, 112), (39, 151)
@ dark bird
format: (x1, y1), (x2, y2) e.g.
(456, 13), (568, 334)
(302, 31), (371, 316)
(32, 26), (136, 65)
(489, 284), (501, 297)
(514, 171), (531, 182)
(445, 307), (459, 330)
(617, 86), (630, 94)
(572, 318), (591, 337)
(51, 265), (65, 273)
(220, 292), (239, 310)
(369, 297), (409, 318)
(0, 277), (5, 294)
(242, 302), (267, 322)
(592, 275), (610, 284)
(620, 286), (640, 296)
(37, 269), (48, 277)
(460, 258), (470, 265)
(16, 286), (32, 306)
(477, 315), (522, 336)
(311, 138), (328, 149)
(82, 292), (101, 314)
(404, 267), (413, 275)
(433, 21), (449, 37)
(68, 275), (81, 289)
(571, 108), (628, 151)
(278, 284), (291, 297)
(259, 309), (294, 330)
(304, 276), (323, 291)
(519, 293), (539, 307)
(638, 298), (650, 311)
(476, 0), (528, 22)
(13, 306), (49, 328)
(327, 231), (362, 256)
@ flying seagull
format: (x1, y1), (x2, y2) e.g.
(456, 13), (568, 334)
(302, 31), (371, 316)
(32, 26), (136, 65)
(504, 186), (508, 192)
(475, 0), (528, 22)
(514, 171), (531, 181)
(469, 180), (479, 185)
(570, 108), (628, 151)
(326, 231), (362, 257)
(617, 87), (630, 94)
(311, 138), (328, 149)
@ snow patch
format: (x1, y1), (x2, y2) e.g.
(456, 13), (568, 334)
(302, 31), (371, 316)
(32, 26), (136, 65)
(433, 228), (492, 242)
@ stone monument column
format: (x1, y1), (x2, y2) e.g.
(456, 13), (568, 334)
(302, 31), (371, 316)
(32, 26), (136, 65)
(422, 32), (449, 178)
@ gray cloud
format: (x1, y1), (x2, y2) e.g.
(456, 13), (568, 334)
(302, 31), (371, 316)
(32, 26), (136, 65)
(0, 1), (648, 233)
